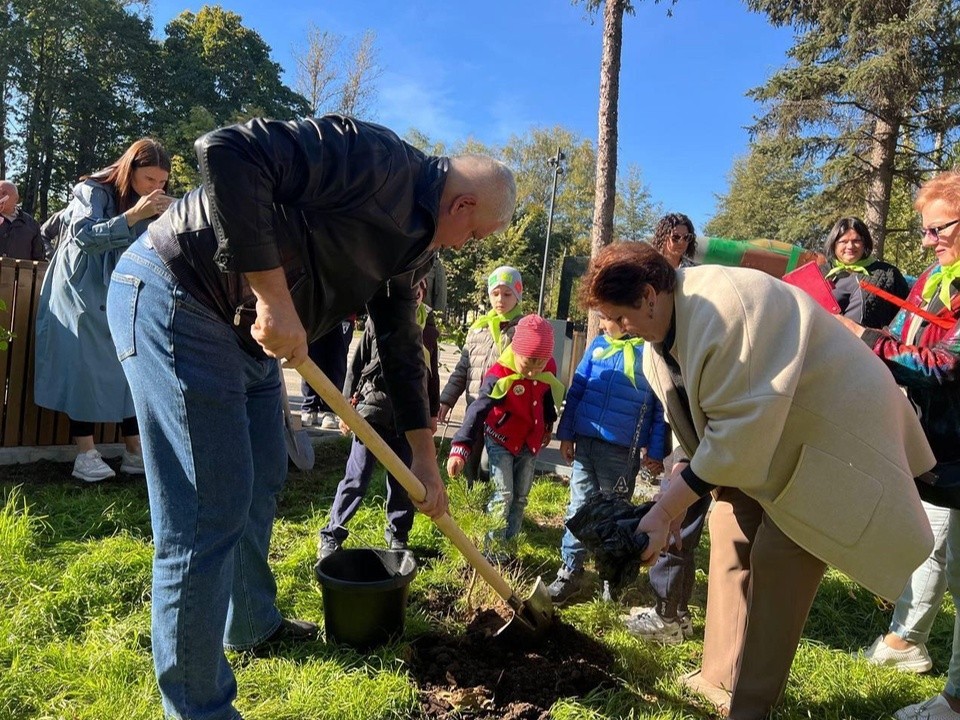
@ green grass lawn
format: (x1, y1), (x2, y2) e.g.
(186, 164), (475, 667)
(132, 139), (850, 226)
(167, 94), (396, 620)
(0, 438), (953, 719)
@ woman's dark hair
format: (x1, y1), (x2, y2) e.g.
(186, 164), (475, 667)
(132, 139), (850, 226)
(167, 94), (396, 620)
(84, 138), (171, 214)
(652, 212), (697, 260)
(579, 241), (677, 309)
(823, 217), (873, 259)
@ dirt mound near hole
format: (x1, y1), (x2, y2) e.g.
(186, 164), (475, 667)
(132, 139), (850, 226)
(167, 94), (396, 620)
(409, 607), (616, 719)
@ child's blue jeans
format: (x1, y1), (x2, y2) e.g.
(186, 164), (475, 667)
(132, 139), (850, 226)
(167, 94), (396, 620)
(560, 436), (642, 572)
(485, 436), (536, 541)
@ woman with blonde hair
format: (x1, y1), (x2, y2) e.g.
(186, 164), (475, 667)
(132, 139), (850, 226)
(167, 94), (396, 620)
(835, 171), (960, 720)
(35, 138), (173, 481)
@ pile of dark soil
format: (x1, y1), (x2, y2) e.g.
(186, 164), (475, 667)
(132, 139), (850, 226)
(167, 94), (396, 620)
(408, 606), (617, 719)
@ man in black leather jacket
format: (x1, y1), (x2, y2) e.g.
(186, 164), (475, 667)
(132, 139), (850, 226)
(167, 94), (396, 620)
(105, 114), (515, 720)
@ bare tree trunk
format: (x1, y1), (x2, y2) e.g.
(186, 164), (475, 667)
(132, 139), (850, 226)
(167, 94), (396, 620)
(863, 113), (899, 261)
(586, 0), (625, 341)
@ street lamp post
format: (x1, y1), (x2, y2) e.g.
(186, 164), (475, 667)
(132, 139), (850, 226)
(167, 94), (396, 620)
(537, 146), (565, 316)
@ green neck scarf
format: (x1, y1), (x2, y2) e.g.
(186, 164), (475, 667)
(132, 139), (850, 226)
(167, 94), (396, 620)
(921, 261), (960, 308)
(489, 347), (565, 408)
(595, 335), (644, 387)
(469, 305), (523, 352)
(825, 258), (872, 279)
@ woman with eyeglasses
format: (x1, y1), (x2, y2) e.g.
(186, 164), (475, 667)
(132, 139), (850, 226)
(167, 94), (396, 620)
(835, 172), (960, 720)
(819, 216), (909, 328)
(651, 212), (698, 269)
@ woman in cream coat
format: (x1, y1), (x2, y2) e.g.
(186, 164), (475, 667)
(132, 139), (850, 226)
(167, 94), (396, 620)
(580, 241), (935, 720)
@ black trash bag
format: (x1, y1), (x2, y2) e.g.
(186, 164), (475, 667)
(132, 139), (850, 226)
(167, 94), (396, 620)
(565, 493), (654, 593)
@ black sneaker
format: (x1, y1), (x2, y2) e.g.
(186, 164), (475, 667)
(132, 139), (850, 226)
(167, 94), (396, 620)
(317, 537), (341, 562)
(547, 567), (585, 605)
(250, 617), (318, 655)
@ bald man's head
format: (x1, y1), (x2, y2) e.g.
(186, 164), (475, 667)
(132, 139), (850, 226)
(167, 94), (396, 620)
(0, 180), (18, 216)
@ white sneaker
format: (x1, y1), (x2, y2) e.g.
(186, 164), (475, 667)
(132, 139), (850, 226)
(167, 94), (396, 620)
(857, 634), (933, 673)
(120, 450), (145, 475)
(72, 450), (116, 483)
(320, 412), (339, 430)
(301, 411), (318, 427)
(621, 607), (694, 639)
(894, 694), (960, 720)
(623, 607), (684, 644)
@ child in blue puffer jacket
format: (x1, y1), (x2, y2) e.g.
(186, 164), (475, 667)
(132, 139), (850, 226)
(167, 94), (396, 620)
(547, 315), (670, 604)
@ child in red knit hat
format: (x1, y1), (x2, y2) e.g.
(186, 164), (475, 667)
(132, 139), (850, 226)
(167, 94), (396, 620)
(447, 315), (565, 557)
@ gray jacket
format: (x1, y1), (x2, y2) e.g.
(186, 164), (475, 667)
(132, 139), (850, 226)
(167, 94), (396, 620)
(439, 315), (521, 409)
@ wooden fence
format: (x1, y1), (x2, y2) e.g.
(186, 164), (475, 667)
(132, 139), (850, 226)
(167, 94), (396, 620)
(0, 257), (121, 447)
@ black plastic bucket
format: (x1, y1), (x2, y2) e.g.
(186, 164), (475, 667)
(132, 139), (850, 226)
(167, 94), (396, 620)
(314, 548), (417, 649)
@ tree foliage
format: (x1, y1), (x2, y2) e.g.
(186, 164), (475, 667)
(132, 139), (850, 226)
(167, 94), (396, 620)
(705, 137), (824, 247)
(4, 0), (158, 215)
(1, 2), (310, 216)
(745, 0), (960, 258)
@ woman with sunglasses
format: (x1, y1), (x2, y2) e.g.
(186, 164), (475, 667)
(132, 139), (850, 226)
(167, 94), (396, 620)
(819, 216), (910, 328)
(651, 212), (698, 268)
(835, 172), (960, 720)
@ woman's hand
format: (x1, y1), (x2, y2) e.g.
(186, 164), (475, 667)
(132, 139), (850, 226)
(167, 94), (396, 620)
(636, 503), (673, 564)
(559, 440), (575, 464)
(834, 313), (866, 338)
(125, 189), (175, 226)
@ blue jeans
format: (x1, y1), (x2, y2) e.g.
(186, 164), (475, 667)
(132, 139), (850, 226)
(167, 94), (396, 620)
(485, 436), (535, 542)
(320, 427), (415, 546)
(560, 436), (642, 572)
(889, 501), (951, 644)
(107, 239), (288, 720)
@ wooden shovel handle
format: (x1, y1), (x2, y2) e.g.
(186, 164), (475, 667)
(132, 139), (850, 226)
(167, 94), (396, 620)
(295, 358), (519, 603)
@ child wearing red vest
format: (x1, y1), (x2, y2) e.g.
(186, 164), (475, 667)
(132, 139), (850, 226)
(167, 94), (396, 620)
(447, 315), (565, 552)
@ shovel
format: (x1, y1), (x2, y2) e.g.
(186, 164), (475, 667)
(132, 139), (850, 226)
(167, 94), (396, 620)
(278, 360), (316, 471)
(296, 357), (554, 642)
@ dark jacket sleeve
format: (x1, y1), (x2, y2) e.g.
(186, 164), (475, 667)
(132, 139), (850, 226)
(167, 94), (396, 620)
(424, 311), (441, 417)
(343, 318), (375, 399)
(367, 270), (430, 432)
(450, 372), (500, 455)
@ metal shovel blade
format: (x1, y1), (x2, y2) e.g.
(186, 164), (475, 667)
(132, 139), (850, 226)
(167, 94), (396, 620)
(493, 576), (554, 642)
(278, 361), (315, 471)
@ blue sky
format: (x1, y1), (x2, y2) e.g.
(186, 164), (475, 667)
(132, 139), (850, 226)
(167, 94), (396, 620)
(148, 0), (796, 232)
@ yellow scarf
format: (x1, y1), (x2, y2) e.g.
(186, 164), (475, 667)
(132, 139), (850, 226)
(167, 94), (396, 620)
(489, 347), (565, 408)
(469, 306), (523, 353)
(921, 261), (960, 309)
(824, 258), (872, 279)
(594, 335), (644, 387)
